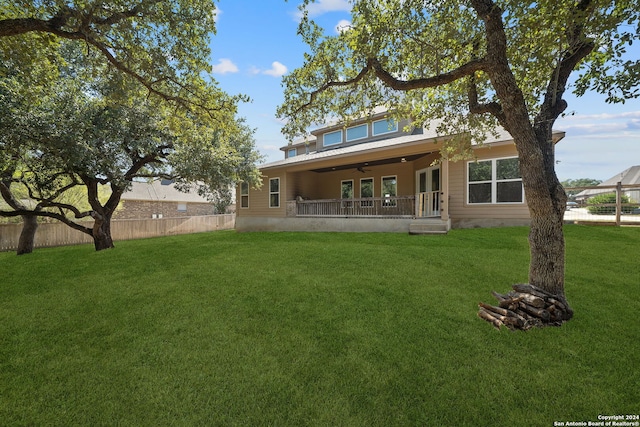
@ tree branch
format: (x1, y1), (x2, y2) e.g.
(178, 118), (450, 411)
(536, 0), (596, 125)
(467, 74), (509, 132)
(0, 2), (224, 118)
(293, 62), (372, 114)
(368, 57), (486, 91)
(294, 56), (486, 116)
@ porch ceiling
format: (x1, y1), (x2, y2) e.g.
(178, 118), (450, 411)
(310, 154), (427, 173)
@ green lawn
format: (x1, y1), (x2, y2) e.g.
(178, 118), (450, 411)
(1, 226), (638, 426)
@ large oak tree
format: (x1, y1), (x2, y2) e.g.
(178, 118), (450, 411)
(278, 0), (640, 327)
(1, 42), (262, 253)
(1, 1), (263, 253)
(0, 0), (244, 115)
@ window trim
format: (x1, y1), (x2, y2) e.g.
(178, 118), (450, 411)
(346, 123), (368, 142)
(240, 182), (249, 209)
(372, 118), (398, 136)
(269, 177), (280, 208)
(287, 148), (296, 158)
(323, 130), (343, 147)
(467, 156), (524, 205)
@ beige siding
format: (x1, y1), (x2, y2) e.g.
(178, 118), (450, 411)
(448, 144), (530, 221)
(243, 136), (533, 227)
(237, 169), (288, 218)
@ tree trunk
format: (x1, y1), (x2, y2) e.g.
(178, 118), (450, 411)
(521, 133), (568, 297)
(91, 211), (114, 251)
(16, 215), (38, 255)
(478, 129), (573, 330)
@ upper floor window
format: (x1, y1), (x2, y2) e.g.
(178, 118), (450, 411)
(288, 148), (297, 158)
(240, 182), (249, 209)
(323, 130), (342, 147)
(346, 124), (368, 142)
(269, 178), (280, 208)
(373, 118), (398, 136)
(468, 157), (523, 204)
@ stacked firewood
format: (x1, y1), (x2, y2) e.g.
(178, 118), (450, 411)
(478, 284), (573, 330)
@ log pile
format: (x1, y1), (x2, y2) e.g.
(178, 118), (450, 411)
(478, 284), (573, 331)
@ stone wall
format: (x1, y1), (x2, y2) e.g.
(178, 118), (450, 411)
(114, 200), (216, 219)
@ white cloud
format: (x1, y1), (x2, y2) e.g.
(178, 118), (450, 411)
(211, 58), (238, 75)
(554, 109), (640, 180)
(263, 61), (288, 77)
(335, 19), (352, 33)
(212, 6), (222, 22)
(560, 110), (640, 121)
(557, 110), (640, 136)
(293, 0), (351, 20)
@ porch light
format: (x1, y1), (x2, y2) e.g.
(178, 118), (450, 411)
(401, 158), (406, 162)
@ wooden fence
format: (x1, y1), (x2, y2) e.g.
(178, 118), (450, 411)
(0, 214), (235, 252)
(564, 182), (640, 226)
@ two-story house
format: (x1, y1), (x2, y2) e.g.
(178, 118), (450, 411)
(236, 111), (565, 234)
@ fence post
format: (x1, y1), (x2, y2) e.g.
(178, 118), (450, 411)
(616, 181), (622, 226)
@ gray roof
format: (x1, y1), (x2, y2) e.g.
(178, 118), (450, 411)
(576, 165), (640, 198)
(600, 165), (640, 186)
(121, 180), (211, 203)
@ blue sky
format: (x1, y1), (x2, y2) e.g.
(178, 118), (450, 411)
(209, 0), (639, 182)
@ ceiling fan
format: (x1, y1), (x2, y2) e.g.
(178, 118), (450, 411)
(355, 166), (371, 174)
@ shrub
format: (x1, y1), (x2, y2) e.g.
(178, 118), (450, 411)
(587, 193), (634, 215)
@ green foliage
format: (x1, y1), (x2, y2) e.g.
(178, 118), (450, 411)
(279, 0), (640, 144)
(0, 0), (246, 118)
(587, 193), (635, 214)
(0, 41), (261, 241)
(561, 178), (603, 197)
(0, 227), (638, 424)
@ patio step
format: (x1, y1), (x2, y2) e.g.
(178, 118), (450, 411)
(408, 220), (449, 235)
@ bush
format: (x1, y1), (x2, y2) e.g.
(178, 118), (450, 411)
(587, 193), (634, 215)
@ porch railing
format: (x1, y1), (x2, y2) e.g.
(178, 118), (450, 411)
(294, 196), (416, 218)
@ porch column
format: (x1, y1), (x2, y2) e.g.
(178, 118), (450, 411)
(441, 159), (450, 222)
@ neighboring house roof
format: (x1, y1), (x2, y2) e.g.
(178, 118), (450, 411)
(121, 180), (211, 203)
(576, 165), (640, 198)
(263, 125), (565, 171)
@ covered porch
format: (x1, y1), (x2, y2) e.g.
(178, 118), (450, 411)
(289, 194), (440, 219)
(280, 150), (451, 233)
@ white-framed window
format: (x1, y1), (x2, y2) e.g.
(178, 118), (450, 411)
(269, 177), (280, 208)
(346, 124), (368, 142)
(323, 130), (342, 147)
(381, 175), (397, 207)
(467, 157), (523, 204)
(341, 179), (354, 208)
(373, 118), (398, 136)
(177, 203), (187, 212)
(360, 177), (374, 207)
(288, 148), (297, 158)
(240, 182), (249, 209)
